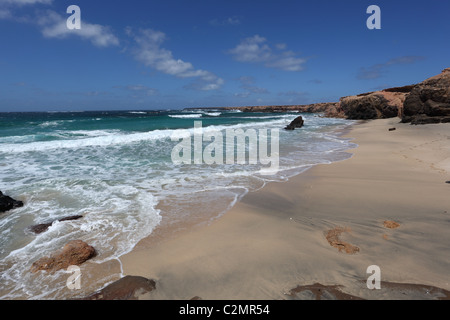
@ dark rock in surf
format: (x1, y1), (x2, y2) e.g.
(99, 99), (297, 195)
(285, 116), (305, 130)
(28, 215), (84, 234)
(0, 191), (24, 214)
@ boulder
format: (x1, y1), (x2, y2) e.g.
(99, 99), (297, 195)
(31, 240), (96, 273)
(0, 191), (24, 214)
(402, 68), (450, 124)
(285, 116), (305, 130)
(82, 276), (156, 300)
(28, 215), (84, 234)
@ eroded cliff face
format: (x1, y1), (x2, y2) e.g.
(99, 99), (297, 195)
(402, 68), (450, 124)
(339, 90), (409, 120)
(209, 68), (450, 125)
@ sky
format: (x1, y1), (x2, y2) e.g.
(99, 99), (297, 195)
(0, 0), (449, 112)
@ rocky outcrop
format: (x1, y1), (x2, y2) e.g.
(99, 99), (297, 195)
(28, 215), (84, 234)
(31, 240), (96, 273)
(339, 90), (409, 120)
(402, 68), (450, 124)
(285, 116), (304, 130)
(82, 276), (156, 300)
(0, 191), (24, 214)
(219, 102), (344, 117)
(191, 68), (450, 123)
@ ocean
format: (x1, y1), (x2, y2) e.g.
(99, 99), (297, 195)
(0, 109), (356, 299)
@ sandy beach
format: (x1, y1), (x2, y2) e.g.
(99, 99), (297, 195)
(119, 118), (450, 300)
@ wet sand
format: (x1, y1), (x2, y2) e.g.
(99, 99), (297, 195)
(119, 118), (450, 300)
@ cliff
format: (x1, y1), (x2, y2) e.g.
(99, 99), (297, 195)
(402, 68), (450, 124)
(190, 68), (450, 125)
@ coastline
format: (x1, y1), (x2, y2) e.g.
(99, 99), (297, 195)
(119, 117), (450, 299)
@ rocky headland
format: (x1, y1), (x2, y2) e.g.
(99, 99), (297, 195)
(218, 68), (450, 124)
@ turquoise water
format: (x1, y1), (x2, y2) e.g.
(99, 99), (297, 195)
(0, 109), (356, 299)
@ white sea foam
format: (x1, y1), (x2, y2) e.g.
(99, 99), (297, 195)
(169, 114), (203, 119)
(0, 112), (356, 299)
(203, 112), (222, 117)
(0, 118), (295, 154)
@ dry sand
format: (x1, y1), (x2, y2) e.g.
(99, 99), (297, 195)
(119, 118), (450, 300)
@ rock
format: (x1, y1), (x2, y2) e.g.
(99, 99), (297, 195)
(402, 68), (450, 124)
(288, 283), (364, 300)
(0, 191), (24, 214)
(31, 240), (96, 273)
(28, 215), (84, 234)
(325, 227), (360, 254)
(285, 116), (305, 130)
(389, 128), (396, 132)
(340, 90), (408, 120)
(383, 221), (400, 229)
(82, 276), (156, 300)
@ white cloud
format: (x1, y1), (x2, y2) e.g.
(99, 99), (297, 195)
(37, 10), (119, 47)
(266, 51), (306, 72)
(229, 35), (306, 72)
(128, 28), (224, 91)
(229, 35), (271, 63)
(0, 8), (11, 19)
(0, 0), (53, 5)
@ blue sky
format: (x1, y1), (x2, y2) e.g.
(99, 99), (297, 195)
(0, 0), (449, 112)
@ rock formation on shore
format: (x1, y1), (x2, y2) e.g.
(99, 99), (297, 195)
(0, 191), (23, 214)
(339, 88), (411, 120)
(221, 102), (344, 118)
(31, 240), (96, 273)
(214, 68), (450, 125)
(402, 68), (450, 124)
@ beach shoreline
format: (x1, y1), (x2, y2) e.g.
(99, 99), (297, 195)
(119, 117), (450, 300)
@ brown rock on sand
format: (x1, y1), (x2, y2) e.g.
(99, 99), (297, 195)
(31, 240), (96, 273)
(384, 221), (400, 229)
(325, 227), (360, 254)
(81, 276), (156, 300)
